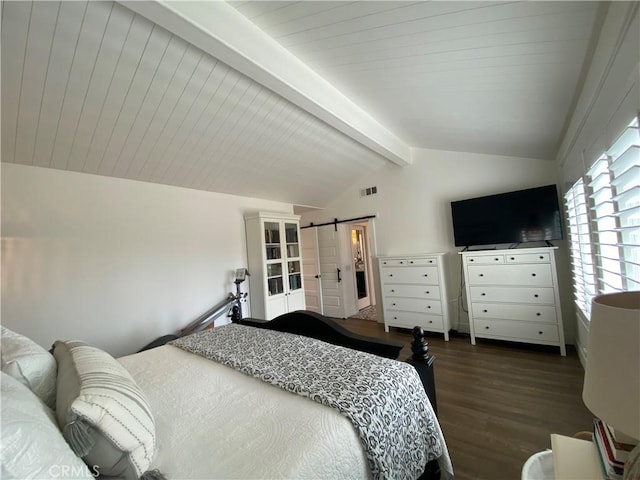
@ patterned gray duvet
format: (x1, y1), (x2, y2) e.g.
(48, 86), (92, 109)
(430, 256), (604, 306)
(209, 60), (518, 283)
(170, 323), (453, 480)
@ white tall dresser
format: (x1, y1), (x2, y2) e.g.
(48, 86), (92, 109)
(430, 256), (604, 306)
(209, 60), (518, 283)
(460, 246), (566, 355)
(378, 253), (451, 341)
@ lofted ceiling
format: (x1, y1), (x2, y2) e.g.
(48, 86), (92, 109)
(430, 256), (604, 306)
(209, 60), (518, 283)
(1, 1), (603, 208)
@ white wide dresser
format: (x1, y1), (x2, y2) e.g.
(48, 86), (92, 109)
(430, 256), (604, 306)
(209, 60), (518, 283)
(460, 246), (566, 355)
(378, 253), (451, 341)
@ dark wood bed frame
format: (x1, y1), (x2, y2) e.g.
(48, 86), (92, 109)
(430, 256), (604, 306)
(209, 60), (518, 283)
(238, 310), (441, 480)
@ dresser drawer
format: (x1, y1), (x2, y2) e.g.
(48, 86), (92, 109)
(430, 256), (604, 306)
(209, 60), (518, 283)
(469, 286), (555, 304)
(506, 252), (550, 263)
(467, 264), (552, 286)
(383, 284), (441, 300)
(406, 257), (439, 266)
(380, 258), (408, 267)
(472, 303), (557, 323)
(381, 266), (439, 284)
(384, 311), (444, 331)
(465, 254), (505, 264)
(386, 297), (442, 314)
(380, 257), (439, 267)
(474, 318), (559, 342)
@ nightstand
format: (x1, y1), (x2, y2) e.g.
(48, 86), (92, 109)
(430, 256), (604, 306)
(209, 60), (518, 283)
(550, 434), (602, 479)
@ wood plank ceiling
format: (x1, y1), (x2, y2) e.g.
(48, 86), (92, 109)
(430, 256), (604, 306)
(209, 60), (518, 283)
(229, 1), (602, 160)
(1, 1), (602, 208)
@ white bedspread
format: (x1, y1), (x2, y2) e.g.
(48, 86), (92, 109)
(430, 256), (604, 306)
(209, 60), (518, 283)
(118, 345), (371, 480)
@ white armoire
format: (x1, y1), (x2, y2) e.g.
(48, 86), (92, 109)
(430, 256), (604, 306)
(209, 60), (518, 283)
(244, 212), (305, 320)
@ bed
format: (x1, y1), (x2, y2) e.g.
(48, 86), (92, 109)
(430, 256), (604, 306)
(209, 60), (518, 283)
(1, 311), (453, 480)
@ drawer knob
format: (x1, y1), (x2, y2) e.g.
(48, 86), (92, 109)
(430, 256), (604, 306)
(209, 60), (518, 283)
(536, 312), (541, 316)
(481, 292), (486, 296)
(479, 273), (484, 277)
(470, 259), (475, 262)
(409, 261), (414, 264)
(534, 294), (539, 298)
(428, 320), (433, 324)
(392, 303), (396, 306)
(391, 289), (395, 292)
(510, 257), (515, 260)
(539, 256), (544, 259)
(531, 273), (537, 277)
(538, 331), (543, 335)
(423, 274), (428, 277)
(389, 274), (393, 277)
(494, 258), (499, 261)
(483, 309), (488, 313)
(429, 260), (433, 263)
(400, 261), (403, 264)
(394, 316), (398, 320)
(425, 291), (430, 294)
(427, 306), (431, 309)
(485, 326), (490, 329)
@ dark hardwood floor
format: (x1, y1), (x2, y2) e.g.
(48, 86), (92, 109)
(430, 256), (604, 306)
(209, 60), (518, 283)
(335, 317), (594, 480)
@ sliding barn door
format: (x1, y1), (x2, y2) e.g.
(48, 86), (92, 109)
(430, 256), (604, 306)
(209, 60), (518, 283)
(317, 224), (358, 319)
(300, 227), (323, 314)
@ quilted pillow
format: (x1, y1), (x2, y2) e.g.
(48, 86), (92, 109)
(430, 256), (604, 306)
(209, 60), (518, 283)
(52, 340), (159, 480)
(1, 325), (57, 409)
(1, 371), (94, 479)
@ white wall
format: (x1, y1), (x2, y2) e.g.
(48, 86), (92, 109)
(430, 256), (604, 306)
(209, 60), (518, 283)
(299, 148), (571, 339)
(1, 163), (293, 356)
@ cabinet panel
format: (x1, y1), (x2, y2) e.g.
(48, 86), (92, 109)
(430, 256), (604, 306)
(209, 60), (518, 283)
(386, 297), (442, 315)
(384, 310), (444, 330)
(469, 286), (555, 304)
(381, 266), (439, 284)
(471, 303), (557, 323)
(383, 284), (441, 300)
(467, 264), (552, 286)
(474, 318), (560, 343)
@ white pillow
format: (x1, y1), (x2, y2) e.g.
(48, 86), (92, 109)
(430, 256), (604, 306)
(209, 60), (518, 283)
(1, 371), (94, 479)
(53, 340), (159, 480)
(1, 325), (57, 409)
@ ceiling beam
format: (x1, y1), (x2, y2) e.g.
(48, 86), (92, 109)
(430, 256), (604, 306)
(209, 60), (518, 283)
(119, 0), (412, 167)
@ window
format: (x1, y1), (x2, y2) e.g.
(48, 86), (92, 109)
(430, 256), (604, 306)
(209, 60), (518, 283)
(565, 117), (639, 319)
(564, 179), (597, 318)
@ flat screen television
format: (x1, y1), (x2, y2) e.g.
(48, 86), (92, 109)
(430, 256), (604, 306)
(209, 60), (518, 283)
(451, 184), (563, 248)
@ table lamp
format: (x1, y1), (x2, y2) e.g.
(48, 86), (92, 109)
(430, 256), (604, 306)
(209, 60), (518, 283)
(583, 291), (640, 480)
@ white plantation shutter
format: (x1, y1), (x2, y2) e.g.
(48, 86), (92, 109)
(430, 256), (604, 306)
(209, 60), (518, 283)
(586, 118), (640, 294)
(565, 116), (639, 320)
(565, 179), (597, 318)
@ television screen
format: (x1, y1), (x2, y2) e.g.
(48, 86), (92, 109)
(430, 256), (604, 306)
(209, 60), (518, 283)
(451, 184), (563, 247)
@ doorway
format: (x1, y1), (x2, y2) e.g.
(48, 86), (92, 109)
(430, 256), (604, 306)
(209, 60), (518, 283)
(351, 226), (370, 310)
(349, 221), (376, 318)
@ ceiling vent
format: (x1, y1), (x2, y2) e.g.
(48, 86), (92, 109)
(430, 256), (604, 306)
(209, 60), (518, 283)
(360, 186), (378, 197)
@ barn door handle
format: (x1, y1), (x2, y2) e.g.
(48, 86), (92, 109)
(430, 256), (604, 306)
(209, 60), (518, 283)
(337, 268), (342, 282)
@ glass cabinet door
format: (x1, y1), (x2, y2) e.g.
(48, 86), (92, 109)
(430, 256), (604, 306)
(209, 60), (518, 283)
(266, 263), (284, 296)
(264, 222), (281, 260)
(288, 260), (302, 291)
(284, 223), (299, 258)
(285, 222), (302, 291)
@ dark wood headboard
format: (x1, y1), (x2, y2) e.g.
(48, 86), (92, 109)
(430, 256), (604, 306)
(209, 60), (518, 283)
(239, 310), (404, 359)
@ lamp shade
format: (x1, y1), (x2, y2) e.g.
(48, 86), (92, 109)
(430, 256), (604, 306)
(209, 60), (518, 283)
(583, 291), (640, 440)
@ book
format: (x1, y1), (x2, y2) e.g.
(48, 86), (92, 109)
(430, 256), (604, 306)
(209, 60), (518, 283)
(593, 418), (624, 479)
(601, 419), (634, 463)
